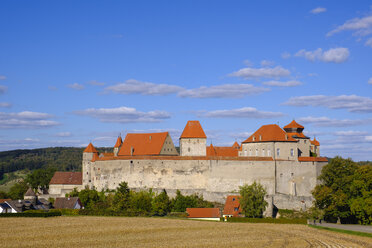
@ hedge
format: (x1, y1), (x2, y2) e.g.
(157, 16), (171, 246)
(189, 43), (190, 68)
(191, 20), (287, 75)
(226, 217), (307, 224)
(0, 212), (61, 217)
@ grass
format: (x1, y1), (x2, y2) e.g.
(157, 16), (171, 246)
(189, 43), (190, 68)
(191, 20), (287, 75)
(0, 170), (28, 192)
(226, 217), (307, 224)
(0, 216), (371, 247)
(308, 224), (372, 238)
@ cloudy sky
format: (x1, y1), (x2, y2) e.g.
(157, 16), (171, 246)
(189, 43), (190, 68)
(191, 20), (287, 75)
(1, 1), (372, 161)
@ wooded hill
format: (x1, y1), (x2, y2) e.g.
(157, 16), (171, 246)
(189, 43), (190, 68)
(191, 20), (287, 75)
(0, 147), (110, 181)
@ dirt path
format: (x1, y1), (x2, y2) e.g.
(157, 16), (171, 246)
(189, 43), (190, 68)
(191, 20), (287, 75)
(0, 217), (370, 247)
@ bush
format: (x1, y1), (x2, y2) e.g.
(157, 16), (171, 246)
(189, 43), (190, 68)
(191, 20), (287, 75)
(239, 182), (268, 218)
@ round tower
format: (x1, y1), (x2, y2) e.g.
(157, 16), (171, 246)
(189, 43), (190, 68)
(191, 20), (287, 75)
(82, 142), (98, 189)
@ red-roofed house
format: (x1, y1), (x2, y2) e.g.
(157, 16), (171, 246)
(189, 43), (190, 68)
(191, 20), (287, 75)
(49, 172), (83, 197)
(118, 132), (178, 156)
(186, 208), (221, 221)
(223, 195), (242, 218)
(180, 121), (207, 156)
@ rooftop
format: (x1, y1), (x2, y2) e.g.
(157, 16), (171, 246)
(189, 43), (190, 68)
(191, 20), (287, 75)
(243, 124), (297, 143)
(186, 208), (220, 218)
(180, 120), (207, 139)
(118, 132), (169, 156)
(49, 172), (83, 185)
(84, 143), (98, 153)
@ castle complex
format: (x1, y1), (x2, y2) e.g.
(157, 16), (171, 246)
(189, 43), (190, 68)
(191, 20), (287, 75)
(49, 120), (327, 215)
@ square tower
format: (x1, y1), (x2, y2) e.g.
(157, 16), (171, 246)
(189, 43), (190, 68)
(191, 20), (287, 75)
(179, 120), (207, 156)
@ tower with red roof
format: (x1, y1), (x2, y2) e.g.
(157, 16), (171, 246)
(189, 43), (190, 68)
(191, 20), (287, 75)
(179, 120), (207, 156)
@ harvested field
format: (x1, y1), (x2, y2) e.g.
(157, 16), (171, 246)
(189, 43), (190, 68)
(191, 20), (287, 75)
(1, 216), (371, 248)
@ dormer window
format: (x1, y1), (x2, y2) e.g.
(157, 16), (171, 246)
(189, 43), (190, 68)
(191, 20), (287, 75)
(252, 136), (255, 141)
(259, 135), (262, 141)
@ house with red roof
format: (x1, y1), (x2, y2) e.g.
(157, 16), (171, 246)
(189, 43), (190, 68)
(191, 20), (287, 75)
(223, 195), (242, 218)
(186, 208), (221, 221)
(48, 172), (83, 197)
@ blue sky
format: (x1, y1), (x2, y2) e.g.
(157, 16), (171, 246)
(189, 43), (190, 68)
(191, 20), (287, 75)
(0, 1), (372, 161)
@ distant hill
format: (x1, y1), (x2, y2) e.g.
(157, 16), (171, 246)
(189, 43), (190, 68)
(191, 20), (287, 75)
(0, 147), (110, 180)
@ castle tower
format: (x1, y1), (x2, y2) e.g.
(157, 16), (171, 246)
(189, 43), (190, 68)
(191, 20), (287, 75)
(113, 136), (122, 157)
(310, 137), (320, 156)
(82, 142), (98, 188)
(283, 120), (310, 157)
(179, 120), (207, 156)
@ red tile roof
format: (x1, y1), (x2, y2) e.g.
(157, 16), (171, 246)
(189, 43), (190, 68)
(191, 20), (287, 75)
(298, 157), (328, 162)
(242, 124), (297, 143)
(49, 172), (83, 185)
(25, 188), (36, 197)
(311, 138), (320, 146)
(284, 120), (304, 129)
(206, 144), (239, 157)
(54, 197), (82, 209)
(186, 208), (220, 218)
(84, 143), (98, 153)
(0, 199), (11, 204)
(118, 132), (169, 156)
(93, 154), (274, 161)
(223, 195), (241, 217)
(287, 132), (308, 139)
(180, 121), (206, 139)
(114, 136), (122, 148)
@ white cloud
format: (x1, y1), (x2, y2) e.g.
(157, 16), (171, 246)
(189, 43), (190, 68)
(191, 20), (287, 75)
(0, 102), (11, 108)
(0, 75), (6, 80)
(327, 15), (372, 37)
(229, 66), (290, 79)
(366, 38), (372, 47)
(368, 77), (372, 84)
(262, 80), (302, 87)
(105, 79), (183, 96)
(260, 60), (275, 67)
(295, 48), (349, 63)
(200, 107), (284, 119)
(281, 52), (291, 59)
(298, 116), (371, 127)
(67, 83), (85, 90)
(284, 95), (372, 113)
(56, 132), (72, 137)
(0, 85), (7, 94)
(310, 7), (327, 14)
(178, 84), (269, 98)
(0, 111), (59, 129)
(88, 80), (105, 86)
(74, 106), (170, 123)
(366, 136), (372, 141)
(243, 60), (253, 66)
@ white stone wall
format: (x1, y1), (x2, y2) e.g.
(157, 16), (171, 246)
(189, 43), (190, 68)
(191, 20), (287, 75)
(179, 138), (206, 156)
(49, 184), (83, 197)
(297, 138), (310, 157)
(240, 142), (298, 161)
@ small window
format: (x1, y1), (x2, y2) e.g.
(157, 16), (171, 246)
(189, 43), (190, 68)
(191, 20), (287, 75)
(89, 180), (91, 182)
(234, 207), (239, 211)
(268, 150), (271, 156)
(280, 173), (283, 177)
(277, 148), (280, 156)
(290, 148), (294, 156)
(304, 140), (307, 143)
(249, 150), (252, 156)
(188, 148), (191, 152)
(291, 173), (294, 176)
(262, 149), (265, 156)
(232, 198), (235, 201)
(255, 149), (258, 156)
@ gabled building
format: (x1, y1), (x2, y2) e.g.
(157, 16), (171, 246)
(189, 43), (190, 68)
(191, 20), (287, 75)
(54, 197), (83, 209)
(206, 143), (240, 157)
(223, 195), (242, 218)
(118, 132), (178, 156)
(49, 172), (83, 197)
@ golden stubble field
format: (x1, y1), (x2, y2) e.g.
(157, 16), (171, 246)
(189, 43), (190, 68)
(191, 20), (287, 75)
(0, 216), (371, 248)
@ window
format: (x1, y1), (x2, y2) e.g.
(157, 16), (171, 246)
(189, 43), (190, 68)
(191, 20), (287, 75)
(255, 149), (258, 156)
(277, 148), (280, 156)
(304, 140), (307, 143)
(244, 150), (247, 156)
(232, 198), (235, 201)
(268, 150), (271, 156)
(188, 147), (191, 152)
(249, 149), (252, 156)
(290, 148), (294, 156)
(234, 207), (239, 211)
(262, 149), (265, 156)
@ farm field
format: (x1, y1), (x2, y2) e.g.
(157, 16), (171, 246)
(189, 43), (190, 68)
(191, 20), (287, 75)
(0, 216), (371, 248)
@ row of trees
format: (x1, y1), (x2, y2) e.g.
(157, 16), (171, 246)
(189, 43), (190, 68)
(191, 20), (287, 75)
(312, 156), (372, 224)
(67, 182), (214, 216)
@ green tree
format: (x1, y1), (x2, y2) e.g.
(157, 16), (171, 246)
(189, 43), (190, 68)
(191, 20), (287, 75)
(8, 180), (29, 199)
(129, 190), (154, 214)
(25, 167), (56, 190)
(239, 182), (268, 218)
(152, 189), (171, 216)
(171, 190), (197, 212)
(0, 190), (9, 199)
(112, 182), (131, 212)
(78, 187), (100, 209)
(312, 157), (358, 223)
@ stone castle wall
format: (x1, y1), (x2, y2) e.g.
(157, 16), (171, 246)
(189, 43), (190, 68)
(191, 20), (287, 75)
(84, 157), (326, 210)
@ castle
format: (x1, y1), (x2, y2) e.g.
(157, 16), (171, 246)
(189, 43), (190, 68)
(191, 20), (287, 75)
(49, 120), (327, 215)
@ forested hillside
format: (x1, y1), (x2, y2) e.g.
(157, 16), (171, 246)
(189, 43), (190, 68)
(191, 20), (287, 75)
(0, 147), (109, 181)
